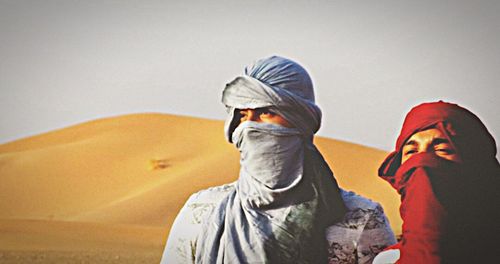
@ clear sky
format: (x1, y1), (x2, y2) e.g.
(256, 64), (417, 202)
(1, 0), (499, 152)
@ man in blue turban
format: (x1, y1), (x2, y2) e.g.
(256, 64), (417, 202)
(161, 56), (396, 264)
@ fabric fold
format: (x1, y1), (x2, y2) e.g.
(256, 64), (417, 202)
(378, 101), (500, 264)
(195, 56), (346, 263)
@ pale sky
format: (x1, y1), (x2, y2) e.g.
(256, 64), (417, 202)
(1, 0), (499, 152)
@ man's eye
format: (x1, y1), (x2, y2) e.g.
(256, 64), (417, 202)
(435, 145), (455, 155)
(436, 148), (454, 154)
(265, 110), (278, 116)
(257, 108), (272, 115)
(404, 149), (417, 155)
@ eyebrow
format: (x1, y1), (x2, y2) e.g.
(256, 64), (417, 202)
(404, 140), (418, 147)
(404, 137), (451, 147)
(432, 138), (450, 145)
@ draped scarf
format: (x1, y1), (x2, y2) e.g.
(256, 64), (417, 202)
(195, 56), (346, 263)
(378, 101), (500, 264)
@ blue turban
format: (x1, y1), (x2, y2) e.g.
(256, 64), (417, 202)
(196, 56), (346, 264)
(222, 56), (322, 142)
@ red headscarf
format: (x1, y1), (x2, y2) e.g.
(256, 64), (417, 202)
(379, 101), (500, 264)
(379, 101), (498, 177)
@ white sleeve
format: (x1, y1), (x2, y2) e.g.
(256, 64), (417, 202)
(160, 195), (200, 264)
(372, 249), (400, 264)
(356, 204), (397, 264)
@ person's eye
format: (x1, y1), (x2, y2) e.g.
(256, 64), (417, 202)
(404, 149), (418, 155)
(436, 148), (455, 155)
(259, 108), (272, 115)
(257, 109), (274, 118)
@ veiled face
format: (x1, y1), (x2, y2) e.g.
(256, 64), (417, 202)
(238, 108), (292, 128)
(401, 128), (460, 164)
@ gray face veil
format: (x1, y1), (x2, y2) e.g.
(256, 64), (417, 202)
(195, 56), (346, 264)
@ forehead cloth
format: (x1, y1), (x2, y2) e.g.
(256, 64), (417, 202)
(379, 101), (497, 176)
(222, 56), (322, 142)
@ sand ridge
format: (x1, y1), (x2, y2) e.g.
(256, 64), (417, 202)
(0, 113), (401, 263)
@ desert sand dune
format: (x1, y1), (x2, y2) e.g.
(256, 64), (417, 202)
(0, 113), (401, 263)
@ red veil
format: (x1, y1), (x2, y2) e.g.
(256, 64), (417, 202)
(379, 101), (500, 264)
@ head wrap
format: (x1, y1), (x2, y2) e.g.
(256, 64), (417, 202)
(379, 101), (498, 177)
(222, 56), (321, 142)
(378, 101), (500, 263)
(196, 56), (346, 263)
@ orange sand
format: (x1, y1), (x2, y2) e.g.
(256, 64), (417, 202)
(0, 113), (401, 263)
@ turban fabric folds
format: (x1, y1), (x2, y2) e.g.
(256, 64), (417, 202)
(223, 56), (321, 142)
(378, 101), (500, 264)
(195, 56), (346, 263)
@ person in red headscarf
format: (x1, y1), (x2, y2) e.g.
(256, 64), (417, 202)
(373, 101), (500, 264)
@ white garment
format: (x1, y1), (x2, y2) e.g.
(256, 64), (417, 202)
(161, 183), (397, 264)
(372, 249), (400, 264)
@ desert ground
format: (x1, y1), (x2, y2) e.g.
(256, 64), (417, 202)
(0, 113), (401, 263)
